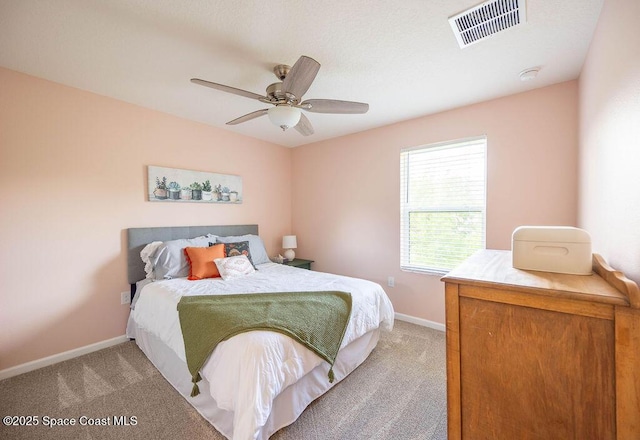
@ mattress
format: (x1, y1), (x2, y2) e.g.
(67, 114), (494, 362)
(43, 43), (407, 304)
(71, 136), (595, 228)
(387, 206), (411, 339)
(126, 262), (394, 439)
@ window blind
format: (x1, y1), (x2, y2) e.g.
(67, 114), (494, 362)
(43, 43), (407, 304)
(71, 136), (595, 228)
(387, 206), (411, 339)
(400, 136), (487, 274)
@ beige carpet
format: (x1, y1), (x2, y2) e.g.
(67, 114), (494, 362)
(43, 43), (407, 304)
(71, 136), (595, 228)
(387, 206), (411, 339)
(0, 320), (447, 440)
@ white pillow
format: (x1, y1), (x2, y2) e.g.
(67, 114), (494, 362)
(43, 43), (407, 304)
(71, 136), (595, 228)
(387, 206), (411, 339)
(214, 255), (256, 281)
(140, 241), (163, 279)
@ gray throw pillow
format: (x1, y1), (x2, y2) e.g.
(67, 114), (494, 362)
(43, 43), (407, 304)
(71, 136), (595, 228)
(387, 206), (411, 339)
(215, 234), (270, 265)
(151, 234), (216, 280)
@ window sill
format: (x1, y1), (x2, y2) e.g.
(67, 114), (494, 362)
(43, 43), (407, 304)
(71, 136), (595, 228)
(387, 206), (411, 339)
(400, 267), (449, 277)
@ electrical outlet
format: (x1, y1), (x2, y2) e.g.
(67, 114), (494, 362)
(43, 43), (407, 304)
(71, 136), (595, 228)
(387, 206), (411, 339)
(120, 291), (130, 305)
(387, 276), (395, 287)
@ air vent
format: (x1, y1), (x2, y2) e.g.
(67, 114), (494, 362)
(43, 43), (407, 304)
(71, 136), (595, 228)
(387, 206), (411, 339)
(449, 0), (527, 48)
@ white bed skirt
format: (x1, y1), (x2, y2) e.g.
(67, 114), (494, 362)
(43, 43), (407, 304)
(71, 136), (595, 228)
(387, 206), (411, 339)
(128, 319), (381, 439)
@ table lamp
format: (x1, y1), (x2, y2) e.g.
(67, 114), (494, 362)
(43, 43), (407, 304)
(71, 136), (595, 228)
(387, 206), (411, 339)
(282, 235), (297, 261)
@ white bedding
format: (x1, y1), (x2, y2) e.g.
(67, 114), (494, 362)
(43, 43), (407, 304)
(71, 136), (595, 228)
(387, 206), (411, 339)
(127, 262), (394, 440)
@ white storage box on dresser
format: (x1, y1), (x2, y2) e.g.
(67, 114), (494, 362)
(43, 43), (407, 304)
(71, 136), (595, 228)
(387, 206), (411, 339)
(512, 226), (592, 275)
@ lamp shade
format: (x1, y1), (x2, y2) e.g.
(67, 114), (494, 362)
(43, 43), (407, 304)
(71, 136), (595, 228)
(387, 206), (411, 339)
(282, 235), (297, 249)
(268, 105), (301, 130)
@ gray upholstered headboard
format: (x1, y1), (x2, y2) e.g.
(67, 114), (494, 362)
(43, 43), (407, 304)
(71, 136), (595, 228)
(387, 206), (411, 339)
(127, 224), (259, 285)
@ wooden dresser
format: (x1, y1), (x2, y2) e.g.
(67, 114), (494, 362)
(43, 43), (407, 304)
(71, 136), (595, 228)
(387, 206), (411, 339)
(442, 250), (640, 440)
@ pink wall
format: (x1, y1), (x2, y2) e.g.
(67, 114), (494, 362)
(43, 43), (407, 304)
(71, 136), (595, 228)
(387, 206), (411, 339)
(292, 81), (579, 324)
(0, 65), (588, 369)
(0, 68), (292, 370)
(579, 0), (640, 284)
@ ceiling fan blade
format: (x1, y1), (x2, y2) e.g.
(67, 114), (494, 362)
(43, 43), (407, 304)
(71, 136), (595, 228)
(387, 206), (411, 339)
(294, 113), (315, 136)
(282, 56), (320, 100)
(191, 78), (265, 101)
(300, 99), (369, 114)
(226, 109), (269, 125)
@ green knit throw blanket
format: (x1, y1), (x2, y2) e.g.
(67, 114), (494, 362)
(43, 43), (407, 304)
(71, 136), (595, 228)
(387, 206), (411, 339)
(177, 291), (352, 397)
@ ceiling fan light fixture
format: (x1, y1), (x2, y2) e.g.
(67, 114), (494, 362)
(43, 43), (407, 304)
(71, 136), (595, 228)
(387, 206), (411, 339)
(192, 55), (368, 136)
(268, 105), (301, 131)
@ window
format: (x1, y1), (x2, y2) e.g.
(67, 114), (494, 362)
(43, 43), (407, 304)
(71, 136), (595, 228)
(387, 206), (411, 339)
(400, 136), (486, 274)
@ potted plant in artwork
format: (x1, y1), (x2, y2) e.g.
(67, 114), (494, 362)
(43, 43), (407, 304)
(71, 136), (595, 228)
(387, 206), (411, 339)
(190, 182), (203, 200)
(167, 181), (181, 200)
(153, 176), (168, 199)
(213, 184), (222, 201)
(221, 186), (230, 201)
(180, 185), (192, 200)
(201, 180), (213, 201)
(229, 190), (238, 202)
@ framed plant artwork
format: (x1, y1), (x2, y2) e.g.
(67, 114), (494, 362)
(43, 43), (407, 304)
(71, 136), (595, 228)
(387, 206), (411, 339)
(147, 166), (242, 204)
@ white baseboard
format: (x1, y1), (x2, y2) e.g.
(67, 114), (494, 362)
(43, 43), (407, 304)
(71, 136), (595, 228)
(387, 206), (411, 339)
(0, 335), (129, 381)
(395, 313), (446, 332)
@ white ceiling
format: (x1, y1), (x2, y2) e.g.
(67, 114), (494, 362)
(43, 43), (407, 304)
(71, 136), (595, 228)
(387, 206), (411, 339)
(0, 0), (603, 147)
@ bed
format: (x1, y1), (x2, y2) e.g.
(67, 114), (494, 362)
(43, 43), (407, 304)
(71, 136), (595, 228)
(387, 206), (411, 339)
(125, 225), (395, 440)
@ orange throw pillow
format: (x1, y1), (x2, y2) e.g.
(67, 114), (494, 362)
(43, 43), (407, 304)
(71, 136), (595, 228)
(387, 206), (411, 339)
(184, 244), (225, 280)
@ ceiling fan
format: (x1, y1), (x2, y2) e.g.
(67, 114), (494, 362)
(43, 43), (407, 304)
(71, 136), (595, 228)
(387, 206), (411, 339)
(191, 56), (369, 136)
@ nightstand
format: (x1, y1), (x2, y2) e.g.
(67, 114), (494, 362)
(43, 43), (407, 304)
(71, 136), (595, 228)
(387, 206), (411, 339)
(284, 258), (314, 270)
